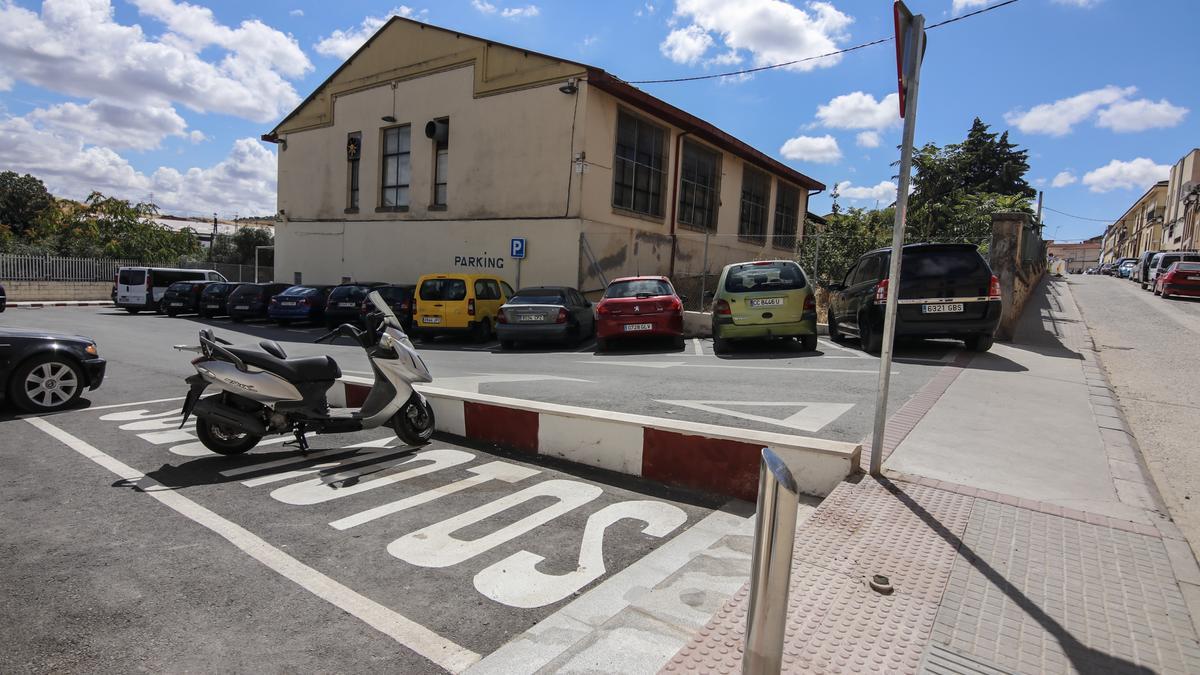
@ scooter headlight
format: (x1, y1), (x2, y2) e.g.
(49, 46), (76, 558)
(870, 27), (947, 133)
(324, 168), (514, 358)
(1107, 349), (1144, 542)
(379, 332), (397, 350)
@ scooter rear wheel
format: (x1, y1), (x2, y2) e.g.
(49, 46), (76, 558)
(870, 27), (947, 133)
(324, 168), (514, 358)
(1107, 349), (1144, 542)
(196, 418), (261, 455)
(392, 395), (436, 445)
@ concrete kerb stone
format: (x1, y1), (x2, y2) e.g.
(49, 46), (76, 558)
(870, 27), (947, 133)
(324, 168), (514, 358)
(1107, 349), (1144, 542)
(333, 377), (860, 500)
(9, 300), (115, 308)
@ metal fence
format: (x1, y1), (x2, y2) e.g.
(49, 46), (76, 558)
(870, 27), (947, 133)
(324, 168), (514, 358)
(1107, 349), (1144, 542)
(1021, 223), (1047, 265)
(0, 253), (268, 282)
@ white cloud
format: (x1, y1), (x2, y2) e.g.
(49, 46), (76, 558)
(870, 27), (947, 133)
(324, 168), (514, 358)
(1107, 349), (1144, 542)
(472, 0), (496, 13)
(661, 0), (852, 72)
(501, 5), (539, 18)
(836, 180), (897, 203)
(314, 7), (422, 60)
(856, 131), (881, 148)
(0, 0), (312, 124)
(0, 114), (277, 215)
(816, 91), (900, 131)
(1050, 171), (1077, 188)
(635, 2), (656, 16)
(952, 0), (989, 12)
(1053, 0), (1100, 6)
(26, 100), (193, 151)
(779, 135), (842, 163)
(660, 25), (714, 65)
(1082, 158), (1169, 193)
(1004, 85), (1134, 136)
(1096, 98), (1188, 132)
(289, 8), (303, 17)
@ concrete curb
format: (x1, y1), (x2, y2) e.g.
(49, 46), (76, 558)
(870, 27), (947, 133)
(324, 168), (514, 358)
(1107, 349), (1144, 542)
(330, 378), (860, 501)
(8, 300), (114, 308)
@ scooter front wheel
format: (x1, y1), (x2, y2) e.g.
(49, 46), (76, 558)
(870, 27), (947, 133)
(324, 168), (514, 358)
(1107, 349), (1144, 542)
(392, 395), (436, 445)
(196, 419), (262, 455)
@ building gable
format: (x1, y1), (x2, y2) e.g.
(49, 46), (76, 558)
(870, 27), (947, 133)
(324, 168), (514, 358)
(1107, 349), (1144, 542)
(269, 17), (586, 137)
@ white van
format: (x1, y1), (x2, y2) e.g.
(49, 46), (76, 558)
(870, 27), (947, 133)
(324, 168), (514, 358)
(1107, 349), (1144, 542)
(114, 267), (227, 313)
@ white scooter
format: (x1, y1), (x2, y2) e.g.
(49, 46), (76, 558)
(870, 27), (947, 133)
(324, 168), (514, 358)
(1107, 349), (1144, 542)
(175, 291), (435, 455)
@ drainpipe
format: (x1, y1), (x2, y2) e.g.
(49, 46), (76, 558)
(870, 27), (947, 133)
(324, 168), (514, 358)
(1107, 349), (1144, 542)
(667, 131), (691, 280)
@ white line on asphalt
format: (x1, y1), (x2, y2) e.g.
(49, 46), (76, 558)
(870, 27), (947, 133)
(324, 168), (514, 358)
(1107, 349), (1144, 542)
(577, 360), (887, 374)
(573, 341), (596, 353)
(818, 338), (868, 357)
(85, 396), (188, 411)
(692, 338), (704, 356)
(25, 417), (480, 673)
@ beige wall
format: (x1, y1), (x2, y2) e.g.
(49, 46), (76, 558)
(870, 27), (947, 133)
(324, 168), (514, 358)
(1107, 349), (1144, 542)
(3, 280), (112, 302)
(1163, 149), (1200, 251)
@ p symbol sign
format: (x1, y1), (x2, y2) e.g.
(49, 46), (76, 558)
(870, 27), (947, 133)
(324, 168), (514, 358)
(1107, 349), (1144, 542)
(510, 238), (527, 259)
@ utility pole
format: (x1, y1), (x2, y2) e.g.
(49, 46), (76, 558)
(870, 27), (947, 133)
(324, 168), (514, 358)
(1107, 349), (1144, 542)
(209, 212), (218, 263)
(1036, 191), (1044, 225)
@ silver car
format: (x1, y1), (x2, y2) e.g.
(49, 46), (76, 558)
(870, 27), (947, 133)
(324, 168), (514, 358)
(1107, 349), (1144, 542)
(496, 286), (596, 349)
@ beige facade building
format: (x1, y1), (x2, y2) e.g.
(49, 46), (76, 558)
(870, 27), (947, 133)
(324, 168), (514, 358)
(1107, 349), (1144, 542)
(1047, 237), (1102, 273)
(263, 18), (823, 294)
(1162, 148), (1200, 252)
(1100, 180), (1167, 263)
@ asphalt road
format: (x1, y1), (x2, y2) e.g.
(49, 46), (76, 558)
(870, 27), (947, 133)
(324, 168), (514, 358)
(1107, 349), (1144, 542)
(1071, 274), (1200, 556)
(0, 306), (959, 442)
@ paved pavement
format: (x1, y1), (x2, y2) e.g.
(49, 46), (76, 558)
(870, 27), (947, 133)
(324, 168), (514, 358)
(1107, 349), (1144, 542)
(0, 305), (956, 442)
(1070, 274), (1200, 559)
(667, 277), (1200, 674)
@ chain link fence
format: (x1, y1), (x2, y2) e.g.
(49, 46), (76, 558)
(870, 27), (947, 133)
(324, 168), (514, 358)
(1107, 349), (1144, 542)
(0, 253), (268, 283)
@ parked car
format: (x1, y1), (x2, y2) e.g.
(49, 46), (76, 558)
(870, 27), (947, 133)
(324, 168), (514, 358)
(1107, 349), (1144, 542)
(0, 283), (6, 312)
(826, 243), (1002, 354)
(1133, 250), (1161, 288)
(198, 282), (238, 318)
(1147, 252), (1200, 290)
(113, 267), (226, 314)
(372, 284), (416, 332)
(161, 280), (214, 316)
(268, 285), (333, 325)
(496, 286), (596, 349)
(1117, 259), (1137, 278)
(0, 327), (106, 412)
(595, 276), (684, 351)
(412, 274), (514, 342)
(1099, 263), (1114, 275)
(1154, 261), (1200, 299)
(227, 282), (293, 322)
(709, 260), (818, 353)
(323, 282), (387, 328)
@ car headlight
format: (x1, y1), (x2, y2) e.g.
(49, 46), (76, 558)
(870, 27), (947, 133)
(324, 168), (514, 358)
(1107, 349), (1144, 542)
(85, 343), (98, 356)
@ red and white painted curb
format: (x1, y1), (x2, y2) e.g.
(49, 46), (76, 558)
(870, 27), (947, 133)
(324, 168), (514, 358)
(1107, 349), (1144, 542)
(330, 378), (860, 501)
(8, 300), (114, 308)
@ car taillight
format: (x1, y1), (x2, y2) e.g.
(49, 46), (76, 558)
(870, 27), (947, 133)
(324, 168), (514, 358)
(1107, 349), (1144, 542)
(596, 302), (612, 315)
(666, 297), (682, 312)
(556, 308), (568, 323)
(714, 298), (731, 316)
(468, 298), (476, 316)
(804, 294), (816, 312)
(989, 274), (1001, 299)
(496, 310), (507, 324)
(873, 278), (889, 304)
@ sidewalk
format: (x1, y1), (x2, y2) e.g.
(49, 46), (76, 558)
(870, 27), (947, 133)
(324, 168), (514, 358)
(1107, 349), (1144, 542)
(664, 278), (1200, 674)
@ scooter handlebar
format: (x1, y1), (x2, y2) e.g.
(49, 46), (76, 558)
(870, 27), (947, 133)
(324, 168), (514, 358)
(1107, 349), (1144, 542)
(315, 323), (365, 345)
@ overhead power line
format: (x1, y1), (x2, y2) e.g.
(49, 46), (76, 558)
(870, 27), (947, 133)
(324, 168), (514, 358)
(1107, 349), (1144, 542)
(626, 0), (1022, 85)
(1042, 206), (1112, 223)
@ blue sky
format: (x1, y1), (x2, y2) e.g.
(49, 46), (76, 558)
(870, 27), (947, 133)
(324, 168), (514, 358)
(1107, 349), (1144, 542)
(0, 0), (1196, 242)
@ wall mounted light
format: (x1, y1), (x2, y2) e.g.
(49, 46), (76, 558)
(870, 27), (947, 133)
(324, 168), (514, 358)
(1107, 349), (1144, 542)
(559, 78), (578, 95)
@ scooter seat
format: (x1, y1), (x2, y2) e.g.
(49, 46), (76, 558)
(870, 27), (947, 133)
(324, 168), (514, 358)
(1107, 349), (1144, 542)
(226, 347), (342, 382)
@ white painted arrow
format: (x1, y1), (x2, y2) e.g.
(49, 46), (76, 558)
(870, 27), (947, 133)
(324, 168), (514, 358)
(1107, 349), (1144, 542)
(656, 400), (854, 433)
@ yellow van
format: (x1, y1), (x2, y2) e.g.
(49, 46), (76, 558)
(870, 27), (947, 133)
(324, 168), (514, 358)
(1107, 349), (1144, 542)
(413, 273), (514, 341)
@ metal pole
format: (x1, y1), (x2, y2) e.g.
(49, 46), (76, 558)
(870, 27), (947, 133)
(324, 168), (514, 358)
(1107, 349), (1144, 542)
(1036, 190), (1044, 225)
(516, 257), (522, 291)
(743, 448), (799, 674)
(700, 229), (710, 311)
(870, 17), (925, 477)
(814, 233), (822, 284)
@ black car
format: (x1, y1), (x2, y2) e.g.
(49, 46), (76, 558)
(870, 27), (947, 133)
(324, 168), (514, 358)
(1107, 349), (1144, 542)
(198, 282), (239, 318)
(0, 283), (6, 312)
(0, 327), (106, 412)
(226, 283), (293, 322)
(161, 280), (214, 316)
(826, 243), (1002, 354)
(323, 282), (387, 328)
(375, 284), (416, 331)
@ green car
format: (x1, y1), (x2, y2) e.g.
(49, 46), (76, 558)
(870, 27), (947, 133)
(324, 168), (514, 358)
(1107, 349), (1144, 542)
(710, 260), (818, 353)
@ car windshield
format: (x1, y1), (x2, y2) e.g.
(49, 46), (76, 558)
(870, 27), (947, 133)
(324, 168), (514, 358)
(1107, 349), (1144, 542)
(724, 262), (806, 293)
(510, 291), (566, 305)
(119, 269), (145, 285)
(901, 249), (985, 280)
(329, 285), (369, 301)
(202, 283), (229, 295)
(420, 278), (467, 301)
(231, 284), (263, 298)
(280, 286), (317, 297)
(605, 280), (673, 298)
(367, 291), (402, 330)
(168, 281), (192, 291)
(1174, 262), (1200, 272)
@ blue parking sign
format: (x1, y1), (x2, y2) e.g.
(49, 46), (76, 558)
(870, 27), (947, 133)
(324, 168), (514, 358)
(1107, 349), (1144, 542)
(510, 238), (526, 259)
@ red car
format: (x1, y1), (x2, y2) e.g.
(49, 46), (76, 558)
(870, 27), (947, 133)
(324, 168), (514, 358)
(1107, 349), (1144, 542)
(1155, 261), (1200, 299)
(595, 276), (684, 351)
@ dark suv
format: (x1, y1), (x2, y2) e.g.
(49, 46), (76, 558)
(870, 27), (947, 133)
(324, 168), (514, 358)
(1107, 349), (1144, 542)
(161, 281), (213, 316)
(826, 243), (1002, 354)
(227, 283), (293, 322)
(323, 282), (386, 328)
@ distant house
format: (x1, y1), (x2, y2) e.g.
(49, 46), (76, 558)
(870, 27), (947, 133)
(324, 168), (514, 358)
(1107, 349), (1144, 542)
(1047, 236), (1102, 273)
(262, 16), (824, 291)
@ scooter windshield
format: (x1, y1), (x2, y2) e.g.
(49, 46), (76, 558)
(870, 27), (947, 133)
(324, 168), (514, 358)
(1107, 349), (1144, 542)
(366, 290), (403, 331)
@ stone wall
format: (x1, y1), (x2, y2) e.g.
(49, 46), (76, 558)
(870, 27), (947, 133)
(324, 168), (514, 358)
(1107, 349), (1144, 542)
(3, 280), (112, 301)
(990, 212), (1047, 341)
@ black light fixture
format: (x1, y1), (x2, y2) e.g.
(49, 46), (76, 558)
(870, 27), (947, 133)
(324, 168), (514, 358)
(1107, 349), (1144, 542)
(559, 78), (578, 95)
(382, 82), (398, 122)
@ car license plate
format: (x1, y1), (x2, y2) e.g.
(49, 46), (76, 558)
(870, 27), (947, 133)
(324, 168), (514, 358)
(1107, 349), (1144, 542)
(282, 301), (297, 306)
(922, 303), (963, 314)
(749, 297), (785, 308)
(422, 316), (442, 324)
(338, 302), (355, 308)
(521, 315), (545, 322)
(206, 304), (219, 309)
(1189, 275), (1200, 281)
(170, 302), (184, 307)
(624, 323), (653, 332)
(234, 305), (249, 310)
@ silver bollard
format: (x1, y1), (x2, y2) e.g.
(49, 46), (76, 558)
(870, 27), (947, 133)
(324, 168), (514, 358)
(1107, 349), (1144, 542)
(743, 447), (800, 674)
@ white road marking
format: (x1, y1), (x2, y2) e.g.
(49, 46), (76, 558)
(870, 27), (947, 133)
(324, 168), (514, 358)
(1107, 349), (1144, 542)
(580, 360), (887, 374)
(332, 461), (540, 530)
(573, 341), (596, 353)
(99, 409), (181, 422)
(818, 338), (868, 357)
(25, 417), (480, 673)
(416, 373), (591, 394)
(657, 400), (855, 432)
(241, 463), (341, 488)
(87, 396), (186, 412)
(171, 434), (292, 458)
(219, 438), (396, 478)
(271, 449), (475, 506)
(691, 338), (704, 356)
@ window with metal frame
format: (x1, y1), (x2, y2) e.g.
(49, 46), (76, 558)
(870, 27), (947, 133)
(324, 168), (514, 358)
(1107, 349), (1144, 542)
(381, 126), (411, 208)
(613, 111), (666, 217)
(678, 140), (719, 231)
(739, 166), (770, 243)
(433, 120), (448, 207)
(773, 182), (800, 250)
(347, 132), (362, 210)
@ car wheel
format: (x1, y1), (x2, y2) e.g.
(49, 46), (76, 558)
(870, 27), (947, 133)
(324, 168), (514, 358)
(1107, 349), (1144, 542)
(711, 324), (729, 354)
(859, 316), (882, 355)
(166, 309), (179, 317)
(596, 337), (609, 352)
(9, 355), (85, 413)
(799, 334), (818, 351)
(1153, 286), (1161, 296)
(472, 319), (491, 343)
(965, 334), (994, 352)
(500, 339), (515, 350)
(276, 319), (291, 326)
(125, 308), (139, 314)
(827, 311), (845, 343)
(1161, 287), (1171, 300)
(672, 335), (686, 350)
(195, 418), (261, 455)
(231, 316), (243, 323)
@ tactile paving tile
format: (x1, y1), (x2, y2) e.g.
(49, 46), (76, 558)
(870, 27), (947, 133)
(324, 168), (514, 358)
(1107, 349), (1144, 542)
(931, 499), (1200, 674)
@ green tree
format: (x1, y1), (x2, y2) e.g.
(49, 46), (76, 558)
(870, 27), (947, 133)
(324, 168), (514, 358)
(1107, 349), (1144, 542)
(55, 192), (201, 261)
(0, 172), (55, 236)
(797, 207), (895, 285)
(232, 227), (273, 265)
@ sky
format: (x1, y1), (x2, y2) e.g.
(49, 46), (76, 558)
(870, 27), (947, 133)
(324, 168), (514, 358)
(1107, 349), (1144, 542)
(0, 0), (1196, 242)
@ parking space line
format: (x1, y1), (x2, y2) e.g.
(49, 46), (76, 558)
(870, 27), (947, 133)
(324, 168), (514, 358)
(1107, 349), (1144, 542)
(85, 396), (187, 412)
(818, 338), (868, 357)
(25, 416), (481, 673)
(692, 338), (704, 356)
